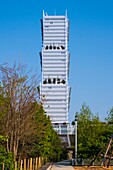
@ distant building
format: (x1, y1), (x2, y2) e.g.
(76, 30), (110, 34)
(40, 11), (74, 145)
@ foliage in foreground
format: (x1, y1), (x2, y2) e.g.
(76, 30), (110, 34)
(18, 104), (62, 162)
(72, 103), (113, 159)
(0, 135), (14, 169)
(0, 63), (63, 162)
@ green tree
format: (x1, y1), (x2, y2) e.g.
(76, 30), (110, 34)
(74, 103), (111, 158)
(20, 104), (63, 162)
(0, 64), (39, 159)
(0, 63), (63, 162)
(35, 105), (63, 161)
(105, 107), (113, 123)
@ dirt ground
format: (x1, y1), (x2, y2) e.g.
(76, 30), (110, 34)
(74, 166), (113, 170)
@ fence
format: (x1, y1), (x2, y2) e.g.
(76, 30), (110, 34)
(2, 157), (47, 170)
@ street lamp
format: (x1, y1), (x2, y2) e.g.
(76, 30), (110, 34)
(75, 114), (78, 165)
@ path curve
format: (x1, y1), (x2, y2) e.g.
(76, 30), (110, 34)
(50, 160), (74, 170)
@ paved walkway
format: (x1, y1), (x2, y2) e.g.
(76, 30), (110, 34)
(51, 164), (74, 170)
(50, 160), (74, 170)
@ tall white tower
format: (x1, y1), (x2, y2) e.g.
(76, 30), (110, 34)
(40, 11), (72, 136)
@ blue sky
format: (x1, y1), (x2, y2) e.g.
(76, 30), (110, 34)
(0, 0), (113, 122)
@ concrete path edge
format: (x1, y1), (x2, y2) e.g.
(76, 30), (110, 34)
(46, 164), (52, 170)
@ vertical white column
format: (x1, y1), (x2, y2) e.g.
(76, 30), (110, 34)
(75, 114), (78, 165)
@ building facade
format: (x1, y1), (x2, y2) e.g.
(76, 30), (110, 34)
(40, 11), (73, 137)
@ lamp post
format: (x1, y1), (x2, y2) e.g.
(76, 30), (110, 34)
(75, 114), (78, 165)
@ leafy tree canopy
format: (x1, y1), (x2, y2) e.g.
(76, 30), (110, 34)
(73, 103), (112, 158)
(0, 63), (63, 162)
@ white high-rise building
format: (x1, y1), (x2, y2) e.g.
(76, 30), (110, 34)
(40, 11), (73, 137)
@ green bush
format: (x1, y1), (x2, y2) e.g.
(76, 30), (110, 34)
(0, 136), (14, 169)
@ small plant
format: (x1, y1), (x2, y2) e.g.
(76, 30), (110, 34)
(62, 80), (66, 84)
(57, 46), (60, 50)
(45, 46), (48, 50)
(53, 78), (56, 84)
(48, 78), (51, 84)
(57, 78), (60, 84)
(49, 45), (52, 50)
(43, 79), (47, 84)
(53, 46), (56, 50)
(61, 45), (65, 50)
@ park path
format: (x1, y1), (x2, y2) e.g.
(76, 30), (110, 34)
(50, 160), (74, 170)
(51, 164), (74, 170)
